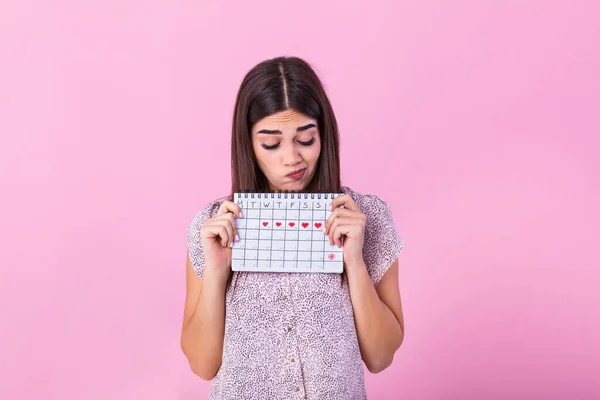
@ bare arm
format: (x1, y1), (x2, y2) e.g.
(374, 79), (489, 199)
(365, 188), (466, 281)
(347, 259), (404, 373)
(180, 253), (228, 380)
(180, 200), (241, 380)
(325, 194), (404, 374)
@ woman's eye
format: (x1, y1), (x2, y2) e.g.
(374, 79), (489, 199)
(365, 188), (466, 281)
(261, 138), (314, 150)
(298, 138), (315, 146)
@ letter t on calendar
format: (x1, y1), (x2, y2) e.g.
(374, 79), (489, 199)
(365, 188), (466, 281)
(231, 193), (344, 273)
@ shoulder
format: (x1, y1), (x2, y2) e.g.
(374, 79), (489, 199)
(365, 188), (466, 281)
(341, 185), (394, 218)
(186, 198), (227, 278)
(187, 197), (227, 233)
(341, 186), (403, 284)
(186, 197), (227, 275)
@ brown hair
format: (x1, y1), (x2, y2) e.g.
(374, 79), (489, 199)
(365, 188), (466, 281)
(225, 56), (345, 288)
(228, 56), (341, 198)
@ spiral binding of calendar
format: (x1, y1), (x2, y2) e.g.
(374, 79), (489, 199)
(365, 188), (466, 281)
(235, 192), (338, 199)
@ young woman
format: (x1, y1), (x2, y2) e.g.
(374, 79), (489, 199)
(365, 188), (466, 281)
(181, 56), (405, 399)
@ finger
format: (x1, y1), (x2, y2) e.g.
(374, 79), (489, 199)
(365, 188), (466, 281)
(226, 213), (240, 241)
(331, 194), (358, 211)
(331, 224), (351, 247)
(215, 213), (240, 241)
(327, 217), (339, 244)
(325, 209), (355, 235)
(217, 200), (243, 218)
(328, 217), (354, 245)
(325, 208), (341, 235)
(204, 223), (232, 247)
(325, 211), (335, 236)
(216, 219), (235, 247)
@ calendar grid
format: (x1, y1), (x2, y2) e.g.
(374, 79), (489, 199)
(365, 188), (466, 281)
(258, 199), (262, 270)
(242, 211), (247, 263)
(231, 193), (343, 274)
(310, 201), (314, 270)
(269, 202), (273, 269)
(295, 201), (299, 270)
(322, 207), (326, 267)
(283, 202), (288, 270)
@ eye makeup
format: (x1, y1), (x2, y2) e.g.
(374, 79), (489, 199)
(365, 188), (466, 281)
(261, 137), (316, 150)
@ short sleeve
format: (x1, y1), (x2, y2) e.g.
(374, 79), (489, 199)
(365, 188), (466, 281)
(361, 195), (404, 286)
(186, 201), (220, 280)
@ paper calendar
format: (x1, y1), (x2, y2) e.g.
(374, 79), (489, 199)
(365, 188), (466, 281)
(231, 192), (344, 273)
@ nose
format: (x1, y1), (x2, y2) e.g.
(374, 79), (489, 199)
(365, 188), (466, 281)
(281, 143), (302, 166)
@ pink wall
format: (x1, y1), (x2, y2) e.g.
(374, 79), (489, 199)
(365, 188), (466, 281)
(1, 1), (598, 398)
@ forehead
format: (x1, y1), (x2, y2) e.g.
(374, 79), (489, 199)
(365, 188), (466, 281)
(253, 109), (316, 130)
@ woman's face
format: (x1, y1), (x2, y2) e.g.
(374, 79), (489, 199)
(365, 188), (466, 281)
(251, 109), (321, 192)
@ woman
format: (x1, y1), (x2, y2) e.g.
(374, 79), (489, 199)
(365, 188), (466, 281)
(181, 56), (405, 399)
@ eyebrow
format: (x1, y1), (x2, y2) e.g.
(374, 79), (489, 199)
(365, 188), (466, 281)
(257, 123), (317, 135)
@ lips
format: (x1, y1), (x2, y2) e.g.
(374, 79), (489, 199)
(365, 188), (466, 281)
(286, 168), (306, 178)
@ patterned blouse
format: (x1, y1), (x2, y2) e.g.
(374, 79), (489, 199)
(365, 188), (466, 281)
(186, 186), (404, 399)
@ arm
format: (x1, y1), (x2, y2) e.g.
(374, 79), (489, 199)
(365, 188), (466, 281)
(180, 252), (228, 380)
(325, 194), (405, 374)
(180, 200), (241, 380)
(346, 259), (404, 373)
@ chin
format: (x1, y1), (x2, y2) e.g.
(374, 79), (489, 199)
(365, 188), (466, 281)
(275, 181), (307, 192)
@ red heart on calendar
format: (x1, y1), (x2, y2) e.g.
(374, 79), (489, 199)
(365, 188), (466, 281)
(288, 222), (295, 227)
(328, 253), (336, 260)
(262, 221), (268, 227)
(315, 222), (322, 229)
(275, 222), (281, 227)
(301, 222), (309, 228)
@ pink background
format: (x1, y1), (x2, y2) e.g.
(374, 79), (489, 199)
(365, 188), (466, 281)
(1, 0), (599, 399)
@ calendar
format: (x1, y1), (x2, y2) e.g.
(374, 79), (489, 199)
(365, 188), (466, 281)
(231, 192), (344, 273)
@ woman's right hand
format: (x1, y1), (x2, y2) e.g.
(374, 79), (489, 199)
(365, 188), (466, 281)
(199, 200), (242, 282)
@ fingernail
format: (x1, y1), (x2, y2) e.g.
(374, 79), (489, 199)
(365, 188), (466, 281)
(235, 234), (240, 241)
(229, 241), (233, 247)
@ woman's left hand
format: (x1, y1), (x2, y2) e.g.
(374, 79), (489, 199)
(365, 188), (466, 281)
(324, 194), (366, 266)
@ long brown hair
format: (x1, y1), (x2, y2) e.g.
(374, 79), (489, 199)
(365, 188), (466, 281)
(229, 56), (341, 198)
(225, 56), (345, 289)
